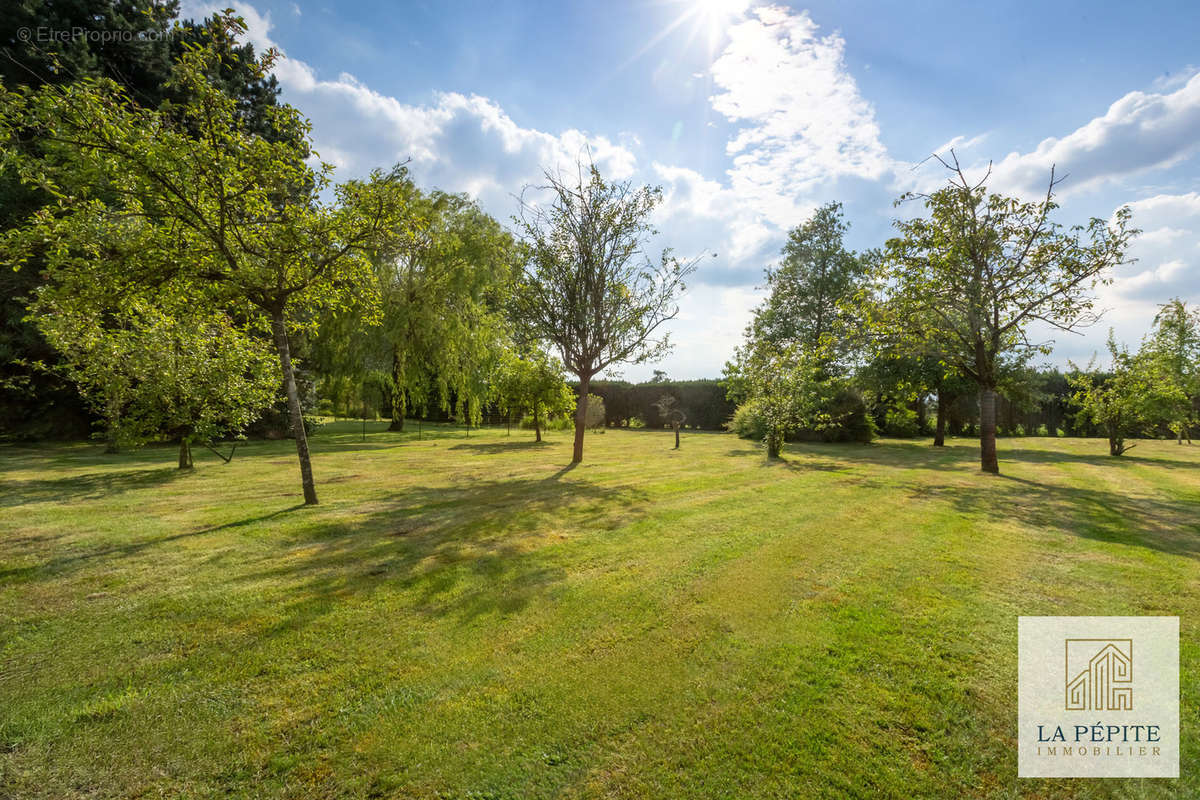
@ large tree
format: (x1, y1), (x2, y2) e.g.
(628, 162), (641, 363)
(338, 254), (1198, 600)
(1, 16), (409, 503)
(0, 2), (296, 440)
(741, 202), (867, 368)
(516, 162), (698, 463)
(874, 154), (1136, 473)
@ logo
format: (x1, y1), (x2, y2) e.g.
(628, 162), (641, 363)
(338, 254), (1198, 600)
(1065, 638), (1132, 711)
(1018, 617), (1178, 778)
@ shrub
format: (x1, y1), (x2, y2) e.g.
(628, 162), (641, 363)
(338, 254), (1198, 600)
(883, 407), (921, 438)
(728, 398), (768, 441)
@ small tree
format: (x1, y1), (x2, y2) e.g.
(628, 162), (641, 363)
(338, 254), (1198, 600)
(743, 345), (839, 459)
(875, 152), (1136, 473)
(492, 348), (574, 442)
(653, 394), (686, 449)
(1141, 298), (1200, 443)
(517, 161), (699, 463)
(1070, 335), (1180, 456)
(36, 299), (278, 466)
(583, 394), (607, 430)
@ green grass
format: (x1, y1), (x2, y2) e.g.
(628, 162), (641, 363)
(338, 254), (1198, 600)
(1, 423), (1198, 799)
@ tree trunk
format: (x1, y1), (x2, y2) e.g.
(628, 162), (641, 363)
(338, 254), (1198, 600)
(388, 346), (405, 431)
(534, 406), (542, 442)
(766, 428), (781, 459)
(572, 374), (590, 463)
(979, 387), (999, 474)
(934, 390), (947, 447)
(178, 438), (193, 469)
(674, 424), (680, 450)
(271, 313), (318, 505)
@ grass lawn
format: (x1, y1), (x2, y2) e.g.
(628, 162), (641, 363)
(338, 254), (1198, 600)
(1, 423), (1197, 798)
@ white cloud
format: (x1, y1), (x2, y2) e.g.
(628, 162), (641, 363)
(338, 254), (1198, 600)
(1107, 192), (1200, 303)
(182, 1), (638, 219)
(988, 73), (1200, 198)
(708, 5), (890, 227)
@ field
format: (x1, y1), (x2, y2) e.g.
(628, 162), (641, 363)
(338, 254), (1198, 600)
(1, 424), (1197, 798)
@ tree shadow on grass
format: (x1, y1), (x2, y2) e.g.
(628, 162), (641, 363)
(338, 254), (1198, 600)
(0, 466), (190, 508)
(447, 440), (555, 455)
(0, 505), (309, 583)
(898, 472), (1200, 559)
(232, 474), (649, 633)
(998, 446), (1200, 471)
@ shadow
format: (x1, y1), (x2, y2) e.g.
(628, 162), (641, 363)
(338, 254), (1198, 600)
(998, 446), (1200, 471)
(0, 466), (190, 507)
(888, 472), (1200, 559)
(0, 505), (308, 582)
(447, 440), (554, 455)
(230, 474), (649, 634)
(545, 463), (578, 481)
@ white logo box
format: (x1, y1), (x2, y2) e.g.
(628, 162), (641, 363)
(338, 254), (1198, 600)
(1018, 616), (1179, 778)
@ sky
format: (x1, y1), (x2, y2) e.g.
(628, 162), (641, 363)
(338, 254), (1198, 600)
(182, 0), (1200, 381)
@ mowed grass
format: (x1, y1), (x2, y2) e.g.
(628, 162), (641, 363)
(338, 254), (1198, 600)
(1, 424), (1198, 799)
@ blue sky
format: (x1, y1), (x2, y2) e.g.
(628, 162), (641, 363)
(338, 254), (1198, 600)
(183, 0), (1200, 379)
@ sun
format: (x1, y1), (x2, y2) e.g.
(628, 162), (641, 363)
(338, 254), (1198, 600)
(687, 0), (752, 50)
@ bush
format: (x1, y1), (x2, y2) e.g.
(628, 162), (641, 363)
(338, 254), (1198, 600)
(795, 388), (876, 443)
(728, 398), (768, 441)
(883, 407), (921, 438)
(729, 388), (875, 444)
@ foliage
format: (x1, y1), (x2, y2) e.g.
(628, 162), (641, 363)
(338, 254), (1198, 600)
(1140, 298), (1200, 442)
(728, 397), (769, 441)
(730, 202), (868, 378)
(516, 160), (698, 461)
(35, 297), (278, 463)
(742, 345), (843, 458)
(583, 394), (606, 430)
(316, 181), (517, 430)
(883, 407), (921, 438)
(0, 17), (410, 502)
(492, 348), (574, 441)
(870, 153), (1136, 472)
(1069, 335), (1182, 456)
(0, 2), (295, 440)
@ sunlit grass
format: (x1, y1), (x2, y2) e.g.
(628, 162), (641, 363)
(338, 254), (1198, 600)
(1, 423), (1197, 798)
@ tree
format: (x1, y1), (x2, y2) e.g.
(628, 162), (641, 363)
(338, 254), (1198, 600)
(35, 296), (277, 466)
(492, 348), (574, 442)
(653, 394), (686, 449)
(1070, 335), (1180, 456)
(374, 187), (514, 431)
(1141, 298), (1200, 443)
(874, 153), (1136, 473)
(582, 394), (607, 430)
(742, 345), (842, 459)
(741, 202), (867, 369)
(0, 3), (297, 440)
(1, 18), (410, 503)
(517, 161), (698, 463)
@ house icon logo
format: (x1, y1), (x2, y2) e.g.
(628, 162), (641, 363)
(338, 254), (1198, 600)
(1065, 638), (1132, 711)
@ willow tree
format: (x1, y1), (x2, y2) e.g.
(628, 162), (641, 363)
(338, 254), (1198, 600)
(875, 153), (1136, 473)
(377, 188), (515, 430)
(1, 15), (409, 503)
(517, 162), (698, 463)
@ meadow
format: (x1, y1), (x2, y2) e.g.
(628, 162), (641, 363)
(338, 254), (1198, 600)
(1, 424), (1197, 799)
